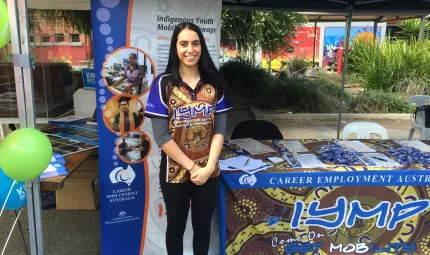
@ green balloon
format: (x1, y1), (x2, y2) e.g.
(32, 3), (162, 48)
(0, 1), (11, 48)
(0, 128), (53, 181)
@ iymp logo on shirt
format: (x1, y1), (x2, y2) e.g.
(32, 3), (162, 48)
(109, 165), (136, 186)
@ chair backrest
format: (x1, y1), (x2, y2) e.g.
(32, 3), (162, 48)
(409, 95), (430, 106)
(409, 95), (430, 125)
(343, 121), (388, 139)
(231, 120), (284, 140)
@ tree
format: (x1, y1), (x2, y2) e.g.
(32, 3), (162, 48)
(396, 19), (430, 40)
(221, 10), (305, 66)
(28, 9), (92, 35)
(28, 10), (94, 62)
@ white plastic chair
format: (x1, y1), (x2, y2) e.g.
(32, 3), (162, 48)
(343, 122), (388, 139)
(408, 95), (430, 140)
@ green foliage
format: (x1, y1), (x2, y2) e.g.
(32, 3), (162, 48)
(287, 57), (310, 75)
(221, 60), (410, 113)
(29, 9), (92, 35)
(220, 60), (344, 113)
(396, 19), (430, 40)
(220, 60), (275, 99)
(221, 10), (305, 64)
(0, 46), (38, 63)
(0, 48), (12, 63)
(72, 69), (84, 90)
(392, 77), (429, 100)
(348, 39), (430, 92)
(346, 90), (408, 113)
(258, 76), (345, 113)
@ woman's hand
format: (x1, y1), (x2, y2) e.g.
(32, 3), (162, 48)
(189, 164), (201, 175)
(125, 85), (134, 92)
(191, 166), (214, 185)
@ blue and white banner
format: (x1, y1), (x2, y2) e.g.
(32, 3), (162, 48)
(91, 0), (222, 254)
(82, 68), (96, 89)
(222, 170), (430, 189)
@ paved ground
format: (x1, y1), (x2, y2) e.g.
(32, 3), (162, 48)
(0, 107), (422, 255)
(272, 118), (420, 140)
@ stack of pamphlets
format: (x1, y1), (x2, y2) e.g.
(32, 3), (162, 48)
(283, 153), (327, 168)
(224, 138), (276, 155)
(219, 156), (271, 174)
(358, 153), (401, 167)
(336, 140), (376, 152)
(273, 140), (309, 153)
(40, 153), (69, 180)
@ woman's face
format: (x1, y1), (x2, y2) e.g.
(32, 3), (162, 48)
(129, 54), (137, 65)
(176, 28), (201, 68)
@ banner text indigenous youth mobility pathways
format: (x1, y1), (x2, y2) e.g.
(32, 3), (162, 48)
(156, 15), (217, 34)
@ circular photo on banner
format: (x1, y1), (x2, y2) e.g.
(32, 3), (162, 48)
(103, 46), (156, 97)
(116, 132), (151, 164)
(103, 95), (144, 134)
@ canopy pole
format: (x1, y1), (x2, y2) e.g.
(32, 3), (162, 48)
(312, 18), (318, 67)
(419, 16), (426, 44)
(336, 8), (353, 139)
(7, 0), (44, 254)
(373, 20), (378, 41)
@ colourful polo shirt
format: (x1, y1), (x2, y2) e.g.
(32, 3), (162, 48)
(124, 64), (140, 84)
(145, 73), (233, 183)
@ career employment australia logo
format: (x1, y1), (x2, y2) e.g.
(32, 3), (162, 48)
(239, 174), (257, 187)
(110, 165), (136, 186)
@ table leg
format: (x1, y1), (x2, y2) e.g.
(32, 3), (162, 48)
(218, 178), (227, 255)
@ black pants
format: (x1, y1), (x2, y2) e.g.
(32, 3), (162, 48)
(160, 176), (220, 255)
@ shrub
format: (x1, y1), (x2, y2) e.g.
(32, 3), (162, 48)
(348, 39), (430, 92)
(221, 60), (353, 113)
(287, 57), (310, 75)
(392, 77), (429, 100)
(220, 60), (410, 114)
(220, 60), (277, 100)
(72, 69), (84, 90)
(257, 76), (346, 113)
(346, 90), (408, 113)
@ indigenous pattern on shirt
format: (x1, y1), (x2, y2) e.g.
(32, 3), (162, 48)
(145, 73), (233, 183)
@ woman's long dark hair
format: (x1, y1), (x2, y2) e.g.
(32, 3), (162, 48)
(165, 22), (226, 99)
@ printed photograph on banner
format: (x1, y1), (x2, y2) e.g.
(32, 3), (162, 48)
(116, 132), (151, 164)
(103, 47), (156, 96)
(103, 95), (145, 134)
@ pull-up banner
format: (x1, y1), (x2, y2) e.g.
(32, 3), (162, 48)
(90, 0), (222, 254)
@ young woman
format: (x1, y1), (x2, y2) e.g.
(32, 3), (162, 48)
(145, 22), (232, 255)
(111, 53), (144, 95)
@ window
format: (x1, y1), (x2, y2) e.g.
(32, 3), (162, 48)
(70, 34), (80, 43)
(55, 34), (65, 43)
(29, 36), (34, 43)
(41, 35), (50, 43)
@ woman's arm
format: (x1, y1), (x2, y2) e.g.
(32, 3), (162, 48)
(151, 117), (200, 173)
(112, 76), (126, 86)
(191, 113), (227, 184)
(125, 77), (143, 92)
(161, 140), (200, 171)
(206, 134), (225, 170)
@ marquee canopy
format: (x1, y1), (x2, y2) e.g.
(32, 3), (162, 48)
(223, 0), (430, 14)
(28, 0), (430, 17)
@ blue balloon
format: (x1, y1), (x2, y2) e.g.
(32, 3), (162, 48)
(0, 167), (27, 210)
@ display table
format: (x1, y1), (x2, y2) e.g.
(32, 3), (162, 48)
(219, 139), (430, 255)
(39, 123), (99, 192)
(40, 149), (97, 191)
